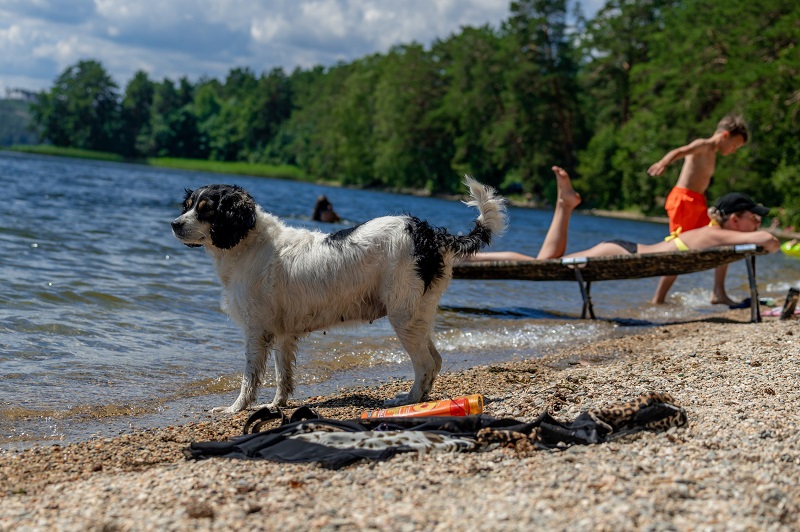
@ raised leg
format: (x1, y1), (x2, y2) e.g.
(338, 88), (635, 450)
(537, 166), (582, 259)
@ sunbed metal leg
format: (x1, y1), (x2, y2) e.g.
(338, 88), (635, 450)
(745, 256), (761, 323)
(574, 270), (596, 319)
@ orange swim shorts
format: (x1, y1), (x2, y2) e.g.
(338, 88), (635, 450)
(665, 187), (710, 232)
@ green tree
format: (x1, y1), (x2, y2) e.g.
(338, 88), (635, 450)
(192, 78), (223, 159)
(23, 1), (798, 212)
(622, 0), (799, 214)
(738, 1), (800, 225)
(433, 26), (509, 189)
(575, 0), (673, 209)
(372, 44), (454, 191)
(271, 65), (346, 178)
(579, 0), (675, 129)
(204, 68), (259, 160)
(142, 77), (203, 158)
(328, 57), (379, 186)
(119, 70), (154, 157)
(0, 99), (38, 146)
(495, 0), (586, 201)
(30, 59), (120, 151)
(242, 68), (293, 161)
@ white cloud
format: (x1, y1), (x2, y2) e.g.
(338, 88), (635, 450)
(250, 15), (288, 44)
(304, 1), (349, 38)
(0, 0), (604, 94)
(0, 24), (24, 46)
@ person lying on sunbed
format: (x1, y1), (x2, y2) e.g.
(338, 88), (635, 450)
(465, 166), (780, 263)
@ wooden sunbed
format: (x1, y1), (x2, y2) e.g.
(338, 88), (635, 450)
(452, 244), (767, 322)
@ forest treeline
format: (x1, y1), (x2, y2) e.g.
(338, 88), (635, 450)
(26, 0), (800, 223)
(0, 100), (37, 145)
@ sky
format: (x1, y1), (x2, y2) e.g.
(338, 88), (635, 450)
(0, 0), (603, 96)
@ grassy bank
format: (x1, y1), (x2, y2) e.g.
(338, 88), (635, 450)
(3, 145), (311, 182)
(6, 144), (126, 162)
(148, 157), (307, 181)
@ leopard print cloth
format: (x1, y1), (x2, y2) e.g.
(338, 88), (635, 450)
(476, 391), (687, 450)
(588, 391), (687, 433)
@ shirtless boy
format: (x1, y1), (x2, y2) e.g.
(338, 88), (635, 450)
(648, 115), (749, 305)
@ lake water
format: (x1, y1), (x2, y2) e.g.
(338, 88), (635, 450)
(2, 151), (797, 450)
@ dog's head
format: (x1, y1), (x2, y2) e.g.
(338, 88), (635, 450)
(171, 184), (257, 250)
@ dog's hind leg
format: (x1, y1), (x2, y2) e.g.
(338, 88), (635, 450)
(428, 337), (443, 377)
(255, 335), (298, 409)
(212, 331), (273, 413)
(385, 310), (442, 406)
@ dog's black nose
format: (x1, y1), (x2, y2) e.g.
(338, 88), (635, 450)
(171, 220), (184, 231)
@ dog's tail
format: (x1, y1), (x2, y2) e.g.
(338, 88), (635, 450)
(449, 176), (508, 258)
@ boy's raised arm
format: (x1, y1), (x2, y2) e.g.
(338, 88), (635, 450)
(647, 138), (711, 176)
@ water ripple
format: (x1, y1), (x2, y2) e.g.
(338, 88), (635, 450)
(1, 150), (795, 449)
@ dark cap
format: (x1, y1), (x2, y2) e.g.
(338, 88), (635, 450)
(714, 192), (770, 217)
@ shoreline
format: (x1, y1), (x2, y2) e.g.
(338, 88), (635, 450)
(7, 148), (798, 242)
(2, 309), (798, 529)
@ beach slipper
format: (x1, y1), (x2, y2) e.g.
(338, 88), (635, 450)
(728, 298), (751, 310)
(242, 405), (321, 434)
(780, 288), (800, 319)
(763, 307), (800, 317)
(287, 405), (321, 424)
(243, 406), (288, 434)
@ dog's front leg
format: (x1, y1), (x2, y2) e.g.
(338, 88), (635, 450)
(254, 335), (298, 409)
(212, 331), (273, 413)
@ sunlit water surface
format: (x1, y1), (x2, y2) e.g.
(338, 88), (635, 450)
(2, 151), (796, 449)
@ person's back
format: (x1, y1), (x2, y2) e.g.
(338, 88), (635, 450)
(671, 137), (723, 194)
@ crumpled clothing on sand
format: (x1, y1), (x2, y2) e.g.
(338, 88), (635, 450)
(184, 392), (687, 470)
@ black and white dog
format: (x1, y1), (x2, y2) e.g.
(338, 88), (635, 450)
(171, 178), (506, 413)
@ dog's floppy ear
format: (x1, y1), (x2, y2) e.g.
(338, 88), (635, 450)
(210, 186), (257, 249)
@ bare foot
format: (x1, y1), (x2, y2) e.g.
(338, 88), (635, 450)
(552, 166), (581, 209)
(711, 293), (738, 306)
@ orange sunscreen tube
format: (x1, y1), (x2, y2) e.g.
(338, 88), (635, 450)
(360, 394), (484, 419)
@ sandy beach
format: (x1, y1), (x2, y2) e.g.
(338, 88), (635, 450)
(2, 308), (799, 531)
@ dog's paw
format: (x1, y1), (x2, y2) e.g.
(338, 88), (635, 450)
(210, 405), (241, 414)
(383, 393), (411, 407)
(252, 402), (281, 410)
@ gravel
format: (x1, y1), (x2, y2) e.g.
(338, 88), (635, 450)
(2, 310), (799, 531)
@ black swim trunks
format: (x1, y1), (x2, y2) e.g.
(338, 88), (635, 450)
(603, 239), (638, 254)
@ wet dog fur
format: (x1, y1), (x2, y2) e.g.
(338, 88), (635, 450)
(171, 178), (506, 412)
